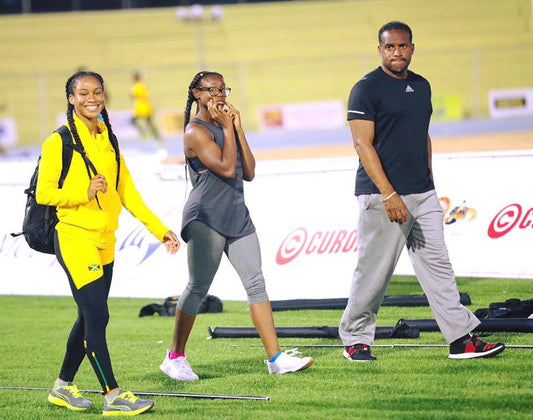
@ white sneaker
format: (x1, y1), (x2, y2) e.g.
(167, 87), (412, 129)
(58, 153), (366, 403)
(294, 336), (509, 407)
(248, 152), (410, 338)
(160, 350), (199, 381)
(264, 348), (314, 375)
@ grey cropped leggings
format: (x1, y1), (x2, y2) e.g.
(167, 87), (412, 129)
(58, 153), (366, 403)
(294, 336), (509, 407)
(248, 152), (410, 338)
(178, 221), (269, 315)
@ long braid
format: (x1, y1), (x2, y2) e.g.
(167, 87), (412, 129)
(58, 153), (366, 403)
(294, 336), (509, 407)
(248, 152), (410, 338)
(66, 102), (96, 191)
(66, 103), (83, 148)
(100, 108), (120, 189)
(183, 71), (223, 131)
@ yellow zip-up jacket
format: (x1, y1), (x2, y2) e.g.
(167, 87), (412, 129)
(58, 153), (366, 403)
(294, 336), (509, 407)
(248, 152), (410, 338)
(36, 115), (169, 245)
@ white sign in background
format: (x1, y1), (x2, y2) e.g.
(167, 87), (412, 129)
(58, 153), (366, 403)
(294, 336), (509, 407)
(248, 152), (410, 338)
(258, 100), (345, 131)
(488, 87), (533, 119)
(1, 151), (532, 300)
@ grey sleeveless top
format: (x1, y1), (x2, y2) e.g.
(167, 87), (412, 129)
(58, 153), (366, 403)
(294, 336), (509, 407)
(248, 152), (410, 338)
(180, 118), (255, 242)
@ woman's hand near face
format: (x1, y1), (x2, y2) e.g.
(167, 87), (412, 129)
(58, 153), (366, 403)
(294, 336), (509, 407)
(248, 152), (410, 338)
(207, 98), (232, 129)
(225, 102), (242, 129)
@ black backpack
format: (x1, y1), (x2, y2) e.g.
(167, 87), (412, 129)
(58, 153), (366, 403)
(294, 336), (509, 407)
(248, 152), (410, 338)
(11, 125), (105, 254)
(138, 295), (224, 317)
(474, 298), (533, 319)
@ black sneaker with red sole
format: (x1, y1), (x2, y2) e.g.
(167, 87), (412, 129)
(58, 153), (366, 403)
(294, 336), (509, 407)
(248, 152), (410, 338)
(343, 343), (376, 362)
(449, 334), (505, 359)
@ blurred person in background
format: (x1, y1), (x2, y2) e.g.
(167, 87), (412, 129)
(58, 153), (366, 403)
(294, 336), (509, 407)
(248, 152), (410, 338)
(130, 71), (162, 146)
(37, 70), (180, 416)
(159, 71), (314, 381)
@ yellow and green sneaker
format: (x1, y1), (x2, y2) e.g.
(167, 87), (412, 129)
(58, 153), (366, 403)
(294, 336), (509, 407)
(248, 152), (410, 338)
(48, 381), (93, 411)
(103, 389), (154, 416)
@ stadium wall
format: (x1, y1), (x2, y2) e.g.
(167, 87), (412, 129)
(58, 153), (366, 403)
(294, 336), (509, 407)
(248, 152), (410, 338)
(0, 0), (532, 146)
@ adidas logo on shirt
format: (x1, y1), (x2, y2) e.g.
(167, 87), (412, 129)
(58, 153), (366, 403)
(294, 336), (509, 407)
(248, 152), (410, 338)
(405, 85), (414, 93)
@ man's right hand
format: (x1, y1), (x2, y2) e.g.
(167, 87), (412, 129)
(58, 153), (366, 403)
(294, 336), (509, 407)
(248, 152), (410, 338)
(383, 193), (408, 224)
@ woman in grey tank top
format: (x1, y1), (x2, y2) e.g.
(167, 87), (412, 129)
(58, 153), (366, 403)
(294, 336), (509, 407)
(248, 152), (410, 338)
(159, 71), (314, 380)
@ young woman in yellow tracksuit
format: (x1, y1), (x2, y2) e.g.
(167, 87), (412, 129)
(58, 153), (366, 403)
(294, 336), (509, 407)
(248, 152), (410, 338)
(36, 70), (180, 416)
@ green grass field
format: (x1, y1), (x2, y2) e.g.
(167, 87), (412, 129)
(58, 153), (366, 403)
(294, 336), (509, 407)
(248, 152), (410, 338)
(0, 276), (531, 419)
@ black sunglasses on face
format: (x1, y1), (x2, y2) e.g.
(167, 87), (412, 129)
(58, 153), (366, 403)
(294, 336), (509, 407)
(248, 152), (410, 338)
(195, 86), (231, 97)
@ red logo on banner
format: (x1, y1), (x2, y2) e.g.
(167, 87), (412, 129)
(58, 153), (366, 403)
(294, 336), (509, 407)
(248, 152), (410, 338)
(276, 227), (358, 265)
(488, 203), (533, 238)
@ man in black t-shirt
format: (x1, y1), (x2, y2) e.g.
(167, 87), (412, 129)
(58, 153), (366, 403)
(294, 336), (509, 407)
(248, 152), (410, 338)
(339, 21), (505, 362)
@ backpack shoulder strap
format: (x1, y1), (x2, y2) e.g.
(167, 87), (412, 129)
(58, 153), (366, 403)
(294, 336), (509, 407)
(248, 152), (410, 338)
(56, 124), (103, 209)
(55, 125), (74, 189)
(56, 124), (99, 178)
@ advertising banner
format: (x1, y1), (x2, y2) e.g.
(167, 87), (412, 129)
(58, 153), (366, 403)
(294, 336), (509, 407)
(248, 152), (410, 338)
(258, 100), (345, 131)
(1, 150), (532, 300)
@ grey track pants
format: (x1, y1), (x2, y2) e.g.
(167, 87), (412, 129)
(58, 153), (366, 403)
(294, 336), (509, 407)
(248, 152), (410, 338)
(339, 189), (480, 345)
(178, 221), (269, 315)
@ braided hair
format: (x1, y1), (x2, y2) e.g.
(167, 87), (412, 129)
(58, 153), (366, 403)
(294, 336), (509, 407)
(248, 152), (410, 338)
(65, 71), (121, 189)
(183, 71), (223, 131)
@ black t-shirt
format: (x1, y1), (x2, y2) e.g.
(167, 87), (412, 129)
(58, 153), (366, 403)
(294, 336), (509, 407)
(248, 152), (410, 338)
(347, 67), (435, 195)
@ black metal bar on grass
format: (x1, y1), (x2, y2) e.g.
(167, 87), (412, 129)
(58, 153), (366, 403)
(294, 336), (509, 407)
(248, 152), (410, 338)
(269, 292), (471, 311)
(208, 320), (419, 340)
(229, 344), (533, 349)
(401, 318), (533, 333)
(0, 385), (270, 401)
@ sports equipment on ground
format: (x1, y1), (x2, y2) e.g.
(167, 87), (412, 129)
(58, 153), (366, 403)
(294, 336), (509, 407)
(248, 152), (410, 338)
(230, 344), (532, 349)
(0, 385), (270, 401)
(401, 318), (533, 333)
(208, 320), (419, 340)
(270, 293), (471, 310)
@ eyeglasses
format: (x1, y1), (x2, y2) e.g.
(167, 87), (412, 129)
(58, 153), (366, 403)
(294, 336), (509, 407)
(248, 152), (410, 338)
(195, 86), (231, 97)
